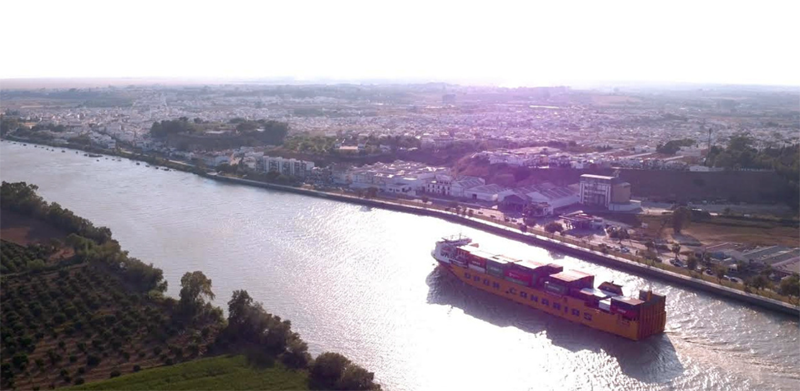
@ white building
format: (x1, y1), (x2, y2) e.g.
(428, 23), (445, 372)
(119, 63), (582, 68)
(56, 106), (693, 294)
(450, 176), (485, 198)
(465, 184), (508, 202)
(259, 156), (315, 177)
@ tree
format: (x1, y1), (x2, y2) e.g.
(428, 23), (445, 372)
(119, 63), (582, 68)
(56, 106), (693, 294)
(336, 364), (380, 390)
(544, 222), (564, 234)
(715, 265), (726, 282)
(778, 274), (799, 299)
(672, 206), (692, 234)
(227, 290), (254, 331)
(686, 254), (699, 271)
(311, 352), (351, 386)
(671, 243), (681, 259)
(283, 337), (311, 368)
(179, 271), (215, 313)
(751, 275), (769, 291)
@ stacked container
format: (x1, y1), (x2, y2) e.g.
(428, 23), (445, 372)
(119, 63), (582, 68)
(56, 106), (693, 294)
(468, 253), (487, 273)
(504, 268), (532, 286)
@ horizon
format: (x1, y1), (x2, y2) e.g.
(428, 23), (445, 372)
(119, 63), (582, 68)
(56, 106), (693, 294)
(3, 0), (800, 87)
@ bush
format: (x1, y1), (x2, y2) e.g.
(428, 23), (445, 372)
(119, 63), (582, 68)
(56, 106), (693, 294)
(110, 370), (121, 378)
(311, 352), (350, 386)
(87, 354), (101, 366)
(69, 355), (77, 363)
(133, 364), (141, 372)
(165, 358), (174, 366)
(336, 364), (378, 391)
(74, 377), (84, 385)
(12, 353), (29, 368)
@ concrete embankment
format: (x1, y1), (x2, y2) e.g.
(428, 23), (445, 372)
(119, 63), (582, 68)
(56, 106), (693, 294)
(210, 173), (800, 317)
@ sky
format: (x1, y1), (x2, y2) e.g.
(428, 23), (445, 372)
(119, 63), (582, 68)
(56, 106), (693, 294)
(2, 0), (799, 86)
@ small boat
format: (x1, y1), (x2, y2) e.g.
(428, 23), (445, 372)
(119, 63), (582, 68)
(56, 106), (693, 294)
(162, 168), (171, 171)
(136, 162), (140, 165)
(61, 150), (65, 153)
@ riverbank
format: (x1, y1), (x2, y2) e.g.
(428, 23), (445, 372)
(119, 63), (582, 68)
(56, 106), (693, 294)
(4, 137), (798, 316)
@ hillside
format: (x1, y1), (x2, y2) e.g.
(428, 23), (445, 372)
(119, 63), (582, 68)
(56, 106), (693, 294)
(67, 355), (309, 391)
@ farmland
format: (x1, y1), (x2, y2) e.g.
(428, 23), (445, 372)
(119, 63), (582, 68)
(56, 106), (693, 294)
(0, 181), (381, 390)
(67, 354), (310, 391)
(0, 261), (222, 390)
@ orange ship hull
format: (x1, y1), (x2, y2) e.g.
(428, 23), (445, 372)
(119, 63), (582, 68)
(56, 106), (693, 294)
(441, 262), (666, 341)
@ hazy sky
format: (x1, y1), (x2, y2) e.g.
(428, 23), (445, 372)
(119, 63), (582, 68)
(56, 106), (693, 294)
(2, 0), (799, 86)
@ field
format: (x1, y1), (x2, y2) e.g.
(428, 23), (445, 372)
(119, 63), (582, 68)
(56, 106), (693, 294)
(637, 214), (799, 247)
(0, 263), (221, 390)
(67, 355), (310, 390)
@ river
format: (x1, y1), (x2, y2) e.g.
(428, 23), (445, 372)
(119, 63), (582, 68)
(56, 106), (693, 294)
(1, 141), (798, 391)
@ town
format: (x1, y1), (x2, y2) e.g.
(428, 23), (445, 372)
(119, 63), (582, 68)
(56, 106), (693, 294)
(2, 82), (798, 301)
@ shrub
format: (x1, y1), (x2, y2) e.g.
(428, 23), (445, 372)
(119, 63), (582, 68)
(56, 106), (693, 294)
(311, 352), (350, 386)
(69, 355), (77, 363)
(74, 377), (84, 385)
(133, 364), (141, 372)
(12, 353), (29, 368)
(336, 364), (378, 391)
(60, 369), (69, 378)
(110, 370), (121, 378)
(87, 355), (101, 366)
(77, 367), (86, 375)
(153, 346), (162, 355)
(165, 358), (174, 366)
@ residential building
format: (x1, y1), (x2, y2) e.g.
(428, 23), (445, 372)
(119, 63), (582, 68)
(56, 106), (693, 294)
(258, 156), (315, 177)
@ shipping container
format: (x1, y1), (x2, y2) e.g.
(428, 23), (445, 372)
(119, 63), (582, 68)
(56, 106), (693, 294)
(504, 268), (532, 282)
(544, 281), (567, 295)
(468, 254), (487, 267)
(504, 276), (530, 286)
(611, 297), (642, 318)
(468, 264), (486, 273)
(486, 263), (503, 275)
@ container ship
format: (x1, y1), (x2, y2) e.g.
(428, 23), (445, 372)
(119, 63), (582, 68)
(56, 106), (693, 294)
(431, 235), (666, 340)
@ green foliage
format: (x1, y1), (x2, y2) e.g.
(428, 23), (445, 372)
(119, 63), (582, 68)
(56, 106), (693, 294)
(311, 352), (350, 386)
(672, 206), (692, 234)
(67, 355), (310, 390)
(179, 271), (216, 314)
(1, 182), (113, 243)
(778, 275), (799, 297)
(544, 222), (564, 234)
(150, 118), (198, 138)
(337, 364), (380, 391)
(656, 138), (694, 155)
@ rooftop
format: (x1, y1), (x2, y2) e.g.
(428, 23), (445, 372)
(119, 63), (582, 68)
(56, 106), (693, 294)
(550, 269), (593, 283)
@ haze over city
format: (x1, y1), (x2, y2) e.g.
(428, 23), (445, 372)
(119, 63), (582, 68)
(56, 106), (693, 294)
(2, 0), (800, 86)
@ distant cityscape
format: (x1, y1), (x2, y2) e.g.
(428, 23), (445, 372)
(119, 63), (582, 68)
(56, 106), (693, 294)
(2, 83), (798, 284)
